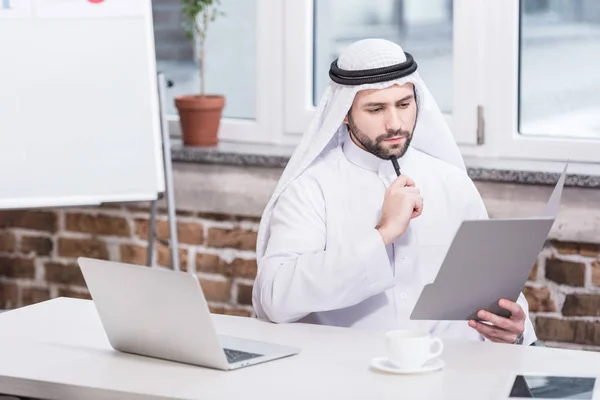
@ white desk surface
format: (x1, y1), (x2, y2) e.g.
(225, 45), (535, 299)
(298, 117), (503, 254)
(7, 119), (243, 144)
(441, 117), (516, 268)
(1, 298), (600, 400)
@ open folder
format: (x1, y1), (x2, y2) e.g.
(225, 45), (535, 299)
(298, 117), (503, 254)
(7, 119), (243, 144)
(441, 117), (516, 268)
(410, 164), (568, 321)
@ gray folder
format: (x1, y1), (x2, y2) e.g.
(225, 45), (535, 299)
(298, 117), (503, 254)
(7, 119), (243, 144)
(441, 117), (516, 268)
(410, 164), (567, 321)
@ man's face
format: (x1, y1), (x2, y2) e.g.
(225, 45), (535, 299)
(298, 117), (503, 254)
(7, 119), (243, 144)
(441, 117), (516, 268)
(344, 83), (417, 160)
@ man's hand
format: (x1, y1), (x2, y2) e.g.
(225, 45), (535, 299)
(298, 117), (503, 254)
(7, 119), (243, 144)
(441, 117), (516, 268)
(376, 175), (423, 245)
(468, 299), (525, 344)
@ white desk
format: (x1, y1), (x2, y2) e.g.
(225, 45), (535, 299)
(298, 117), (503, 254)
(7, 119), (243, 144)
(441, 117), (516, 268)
(0, 298), (599, 400)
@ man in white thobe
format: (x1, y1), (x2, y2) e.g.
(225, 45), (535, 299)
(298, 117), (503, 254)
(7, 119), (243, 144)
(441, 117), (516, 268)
(252, 39), (536, 345)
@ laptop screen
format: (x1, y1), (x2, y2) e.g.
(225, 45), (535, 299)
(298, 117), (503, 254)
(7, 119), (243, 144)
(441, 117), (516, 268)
(509, 375), (595, 399)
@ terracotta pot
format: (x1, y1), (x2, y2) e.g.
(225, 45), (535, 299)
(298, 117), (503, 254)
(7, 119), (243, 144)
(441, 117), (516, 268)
(174, 95), (225, 147)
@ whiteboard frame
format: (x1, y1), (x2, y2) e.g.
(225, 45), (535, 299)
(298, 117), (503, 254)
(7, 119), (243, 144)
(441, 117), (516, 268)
(0, 0), (166, 210)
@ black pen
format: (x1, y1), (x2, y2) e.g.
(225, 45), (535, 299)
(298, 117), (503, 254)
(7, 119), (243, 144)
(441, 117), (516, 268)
(390, 157), (401, 177)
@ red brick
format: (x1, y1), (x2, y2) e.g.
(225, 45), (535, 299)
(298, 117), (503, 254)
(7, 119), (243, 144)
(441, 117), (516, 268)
(65, 213), (130, 237)
(21, 287), (50, 306)
(580, 243), (600, 258)
(20, 236), (53, 256)
(0, 281), (19, 309)
(208, 306), (251, 317)
(545, 259), (586, 286)
(536, 318), (574, 343)
(207, 228), (257, 251)
(237, 284), (253, 305)
(199, 278), (231, 302)
(58, 289), (92, 300)
(0, 232), (16, 252)
(120, 244), (148, 266)
(528, 261), (538, 281)
(562, 294), (600, 317)
(58, 238), (109, 260)
(0, 211), (57, 232)
(591, 261), (600, 287)
(44, 262), (86, 286)
(136, 219), (204, 245)
(176, 221), (204, 245)
(536, 317), (600, 346)
(196, 253), (226, 274)
(123, 203), (193, 217)
(523, 286), (555, 312)
(197, 212), (261, 223)
(0, 256), (35, 279)
(157, 244), (189, 271)
(209, 305), (225, 314)
(135, 219), (169, 240)
(551, 241), (579, 255)
(230, 258), (258, 279)
(551, 240), (600, 258)
(224, 308), (252, 318)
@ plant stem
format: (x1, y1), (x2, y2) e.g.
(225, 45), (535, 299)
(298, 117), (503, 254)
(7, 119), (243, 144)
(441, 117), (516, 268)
(199, 11), (209, 97)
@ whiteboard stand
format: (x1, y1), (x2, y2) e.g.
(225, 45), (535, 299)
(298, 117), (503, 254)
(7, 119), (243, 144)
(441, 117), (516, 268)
(146, 72), (180, 272)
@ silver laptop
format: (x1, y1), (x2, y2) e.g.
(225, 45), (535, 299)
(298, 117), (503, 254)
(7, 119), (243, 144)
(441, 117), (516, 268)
(78, 257), (300, 370)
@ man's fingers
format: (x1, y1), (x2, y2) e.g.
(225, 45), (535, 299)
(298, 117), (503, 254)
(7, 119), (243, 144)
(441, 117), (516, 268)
(403, 176), (416, 187)
(393, 175), (416, 188)
(477, 310), (515, 331)
(478, 331), (497, 343)
(411, 195), (423, 218)
(471, 321), (515, 343)
(402, 187), (420, 195)
(499, 299), (525, 320)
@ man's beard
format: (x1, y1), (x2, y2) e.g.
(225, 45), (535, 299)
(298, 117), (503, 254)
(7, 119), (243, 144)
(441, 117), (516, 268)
(347, 113), (414, 160)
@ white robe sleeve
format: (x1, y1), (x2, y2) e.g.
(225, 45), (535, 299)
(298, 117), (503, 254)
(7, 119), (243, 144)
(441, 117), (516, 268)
(252, 175), (395, 324)
(465, 179), (538, 346)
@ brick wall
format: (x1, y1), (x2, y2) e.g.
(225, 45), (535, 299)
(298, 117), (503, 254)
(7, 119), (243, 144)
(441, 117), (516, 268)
(527, 241), (600, 351)
(1, 206), (600, 350)
(0, 206), (259, 317)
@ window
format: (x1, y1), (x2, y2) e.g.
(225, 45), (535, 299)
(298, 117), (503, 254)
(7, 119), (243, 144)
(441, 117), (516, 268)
(157, 0), (600, 164)
(153, 0), (256, 119)
(313, 0), (454, 113)
(286, 0), (480, 145)
(519, 0), (600, 139)
(153, 0), (282, 144)
(464, 0), (600, 163)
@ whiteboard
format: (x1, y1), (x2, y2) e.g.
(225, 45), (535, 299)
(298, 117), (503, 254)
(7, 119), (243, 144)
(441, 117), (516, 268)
(0, 0), (165, 209)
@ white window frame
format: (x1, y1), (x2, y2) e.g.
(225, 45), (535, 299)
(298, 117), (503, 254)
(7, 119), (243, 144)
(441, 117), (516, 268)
(282, 0), (483, 146)
(282, 0), (314, 142)
(168, 0), (284, 146)
(460, 0), (600, 163)
(165, 0), (599, 164)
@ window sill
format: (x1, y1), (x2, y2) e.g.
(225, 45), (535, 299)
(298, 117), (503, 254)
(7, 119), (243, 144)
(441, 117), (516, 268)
(171, 141), (600, 189)
(171, 140), (293, 169)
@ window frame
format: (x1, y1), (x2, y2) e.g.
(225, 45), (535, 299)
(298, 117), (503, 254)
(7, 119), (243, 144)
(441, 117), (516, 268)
(281, 0), (314, 142)
(282, 0), (482, 146)
(460, 0), (600, 163)
(164, 0), (600, 165)
(167, 0), (284, 145)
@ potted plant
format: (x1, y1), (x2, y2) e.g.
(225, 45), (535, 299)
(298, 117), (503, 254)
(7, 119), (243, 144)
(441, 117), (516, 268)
(176, 0), (225, 147)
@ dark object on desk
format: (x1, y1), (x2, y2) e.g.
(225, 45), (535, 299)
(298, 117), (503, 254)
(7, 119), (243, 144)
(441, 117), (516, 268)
(509, 375), (595, 399)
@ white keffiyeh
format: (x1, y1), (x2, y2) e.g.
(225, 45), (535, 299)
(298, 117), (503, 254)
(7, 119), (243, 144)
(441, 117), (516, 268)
(256, 38), (464, 259)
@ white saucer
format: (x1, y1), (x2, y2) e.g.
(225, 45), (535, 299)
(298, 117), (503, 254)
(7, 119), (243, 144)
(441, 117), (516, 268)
(370, 357), (444, 374)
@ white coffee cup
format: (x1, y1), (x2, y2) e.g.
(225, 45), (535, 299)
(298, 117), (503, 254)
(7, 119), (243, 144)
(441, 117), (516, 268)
(385, 330), (444, 369)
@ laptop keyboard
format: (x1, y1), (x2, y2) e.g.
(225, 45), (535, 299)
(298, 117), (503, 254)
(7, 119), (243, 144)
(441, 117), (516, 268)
(224, 348), (263, 364)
